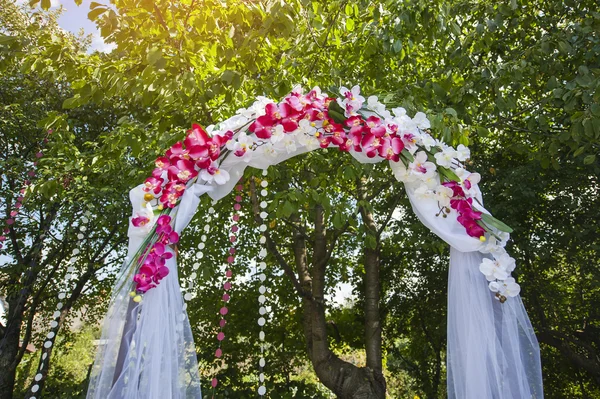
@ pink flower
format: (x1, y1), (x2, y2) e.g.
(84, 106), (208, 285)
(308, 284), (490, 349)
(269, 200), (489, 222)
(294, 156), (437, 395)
(166, 142), (187, 160)
(378, 135), (404, 161)
(443, 181), (466, 198)
(143, 176), (164, 194)
(361, 133), (384, 158)
(159, 183), (185, 208)
(134, 265), (157, 292)
(185, 124), (211, 147)
(155, 215), (180, 245)
(167, 158), (198, 183)
(365, 116), (386, 136)
(457, 216), (486, 238)
(132, 216), (150, 227)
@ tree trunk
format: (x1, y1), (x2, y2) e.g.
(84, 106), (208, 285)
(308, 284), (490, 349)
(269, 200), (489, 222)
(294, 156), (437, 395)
(301, 204), (386, 399)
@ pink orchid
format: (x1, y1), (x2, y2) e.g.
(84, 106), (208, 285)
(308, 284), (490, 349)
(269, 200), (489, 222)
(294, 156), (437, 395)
(159, 182), (186, 208)
(143, 176), (164, 194)
(132, 215), (150, 227)
(443, 181), (466, 198)
(185, 124), (211, 147)
(365, 116), (386, 136)
(134, 265), (157, 293)
(167, 158), (197, 183)
(166, 142), (187, 160)
(457, 216), (486, 238)
(378, 135), (404, 161)
(361, 133), (385, 158)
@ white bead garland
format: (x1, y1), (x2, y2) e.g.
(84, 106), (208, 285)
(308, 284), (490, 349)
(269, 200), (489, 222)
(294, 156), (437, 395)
(256, 169), (269, 396)
(183, 206), (215, 303)
(27, 210), (91, 398)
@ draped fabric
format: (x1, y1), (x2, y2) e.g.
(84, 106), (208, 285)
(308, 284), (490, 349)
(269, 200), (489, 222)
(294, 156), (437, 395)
(405, 181), (544, 399)
(87, 135), (543, 398)
(86, 186), (202, 399)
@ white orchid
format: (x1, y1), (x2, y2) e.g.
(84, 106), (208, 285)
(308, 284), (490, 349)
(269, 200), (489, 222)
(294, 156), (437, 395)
(279, 134), (298, 154)
(420, 133), (438, 151)
(434, 185), (454, 207)
(394, 115), (417, 133)
(489, 277), (521, 297)
(227, 132), (255, 161)
(337, 85), (365, 116)
(270, 125), (285, 144)
(412, 112), (431, 129)
(389, 160), (417, 183)
(409, 151), (437, 179)
(479, 258), (510, 281)
(392, 107), (407, 117)
(298, 132), (320, 150)
(414, 184), (434, 200)
(456, 144), (471, 161)
(434, 148), (457, 168)
(200, 162), (230, 185)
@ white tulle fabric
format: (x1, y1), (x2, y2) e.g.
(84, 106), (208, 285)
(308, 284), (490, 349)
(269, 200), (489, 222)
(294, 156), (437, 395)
(405, 181), (544, 399)
(86, 186), (202, 399)
(88, 140), (543, 398)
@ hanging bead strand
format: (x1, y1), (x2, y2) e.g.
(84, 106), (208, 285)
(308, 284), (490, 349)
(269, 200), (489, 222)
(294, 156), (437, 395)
(184, 205), (215, 303)
(0, 130), (51, 250)
(210, 182), (243, 397)
(256, 169), (269, 397)
(27, 210), (91, 399)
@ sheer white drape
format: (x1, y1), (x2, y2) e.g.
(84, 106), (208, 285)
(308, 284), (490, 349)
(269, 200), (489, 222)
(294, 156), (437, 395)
(405, 181), (544, 399)
(86, 186), (202, 399)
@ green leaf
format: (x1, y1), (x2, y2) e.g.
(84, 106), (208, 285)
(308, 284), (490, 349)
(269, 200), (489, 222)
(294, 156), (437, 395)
(88, 7), (107, 21)
(346, 18), (355, 32)
(480, 213), (514, 233)
(41, 0), (51, 9)
(282, 201), (296, 218)
(62, 96), (80, 109)
(392, 40), (402, 54)
(583, 154), (596, 165)
(147, 47), (162, 65)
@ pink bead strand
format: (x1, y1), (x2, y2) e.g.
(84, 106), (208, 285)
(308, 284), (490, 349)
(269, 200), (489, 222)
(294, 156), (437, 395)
(210, 182), (243, 397)
(0, 130), (51, 250)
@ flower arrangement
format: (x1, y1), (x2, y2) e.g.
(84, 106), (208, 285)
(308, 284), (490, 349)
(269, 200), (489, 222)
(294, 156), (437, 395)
(126, 85), (519, 303)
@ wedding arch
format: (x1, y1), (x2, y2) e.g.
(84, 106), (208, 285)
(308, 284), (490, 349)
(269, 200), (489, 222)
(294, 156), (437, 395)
(38, 85), (542, 399)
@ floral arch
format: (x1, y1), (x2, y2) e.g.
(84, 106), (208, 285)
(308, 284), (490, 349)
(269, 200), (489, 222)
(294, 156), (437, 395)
(75, 86), (543, 399)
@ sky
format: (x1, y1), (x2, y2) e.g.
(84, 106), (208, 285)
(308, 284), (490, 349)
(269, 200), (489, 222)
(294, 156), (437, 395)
(18, 0), (116, 52)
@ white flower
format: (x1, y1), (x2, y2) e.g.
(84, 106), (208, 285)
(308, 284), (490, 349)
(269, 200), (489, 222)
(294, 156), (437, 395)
(479, 258), (510, 281)
(420, 133), (438, 151)
(227, 132), (255, 161)
(261, 142), (278, 158)
(395, 115), (417, 133)
(298, 119), (317, 135)
(414, 184), (434, 200)
(389, 160), (416, 183)
(489, 277), (521, 297)
(200, 163), (230, 185)
(434, 148), (457, 168)
(298, 132), (320, 150)
(270, 125), (285, 144)
(338, 85), (365, 116)
(279, 134), (298, 154)
(412, 112), (431, 129)
(220, 114), (249, 131)
(392, 107), (407, 117)
(409, 151), (437, 179)
(434, 185), (454, 207)
(456, 144), (470, 161)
